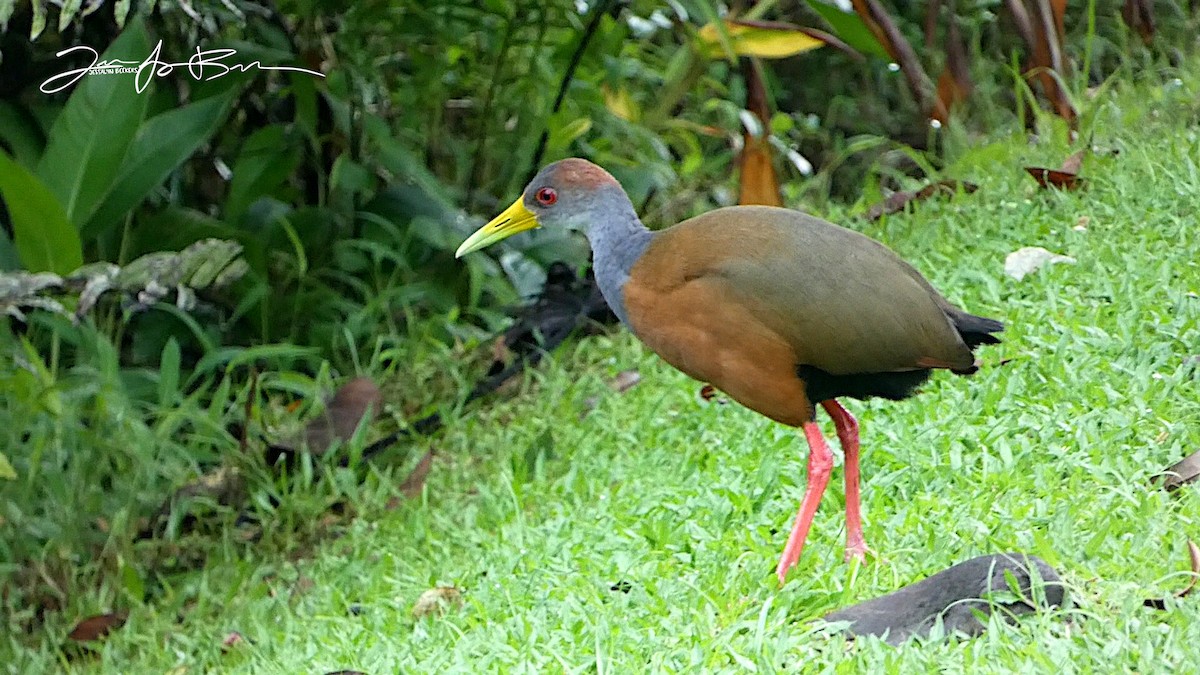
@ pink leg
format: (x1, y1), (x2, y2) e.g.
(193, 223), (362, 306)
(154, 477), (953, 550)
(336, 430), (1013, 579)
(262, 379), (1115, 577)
(775, 421), (834, 583)
(821, 399), (869, 561)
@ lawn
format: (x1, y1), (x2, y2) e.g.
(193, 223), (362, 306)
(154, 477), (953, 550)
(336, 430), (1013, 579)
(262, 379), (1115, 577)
(7, 67), (1200, 673)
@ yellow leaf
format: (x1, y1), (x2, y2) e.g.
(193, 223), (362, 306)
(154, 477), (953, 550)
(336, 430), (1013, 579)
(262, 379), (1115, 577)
(697, 21), (826, 59)
(602, 85), (638, 122)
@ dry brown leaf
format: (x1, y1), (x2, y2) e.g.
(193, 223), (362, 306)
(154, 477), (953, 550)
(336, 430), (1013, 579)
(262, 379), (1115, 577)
(67, 613), (127, 642)
(1144, 541), (1200, 609)
(1060, 149), (1085, 174)
(298, 378), (383, 456)
(866, 180), (979, 221)
(933, 10), (972, 122)
(1025, 168), (1081, 190)
(1025, 150), (1086, 190)
(398, 450), (435, 499)
(221, 631), (247, 652)
(698, 384), (728, 405)
(737, 59), (782, 207)
(1121, 0), (1156, 45)
(387, 450), (435, 508)
(1006, 0), (1076, 127)
(412, 586), (463, 618)
(609, 369), (641, 394)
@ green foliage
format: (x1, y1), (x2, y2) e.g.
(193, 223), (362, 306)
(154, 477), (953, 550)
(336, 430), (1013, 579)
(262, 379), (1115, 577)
(0, 0), (1198, 651)
(7, 62), (1200, 666)
(0, 151), (82, 274)
(35, 20), (152, 230)
(82, 89), (237, 240)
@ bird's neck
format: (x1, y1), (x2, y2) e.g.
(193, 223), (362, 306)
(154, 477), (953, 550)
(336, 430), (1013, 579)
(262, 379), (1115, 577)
(585, 204), (653, 327)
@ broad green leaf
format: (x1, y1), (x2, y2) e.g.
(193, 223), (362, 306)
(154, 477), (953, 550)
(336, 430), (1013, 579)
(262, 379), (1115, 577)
(82, 89), (237, 240)
(0, 453), (14, 480)
(36, 18), (151, 230)
(806, 0), (889, 58)
(224, 125), (301, 223)
(0, 151), (83, 273)
(697, 20), (825, 59)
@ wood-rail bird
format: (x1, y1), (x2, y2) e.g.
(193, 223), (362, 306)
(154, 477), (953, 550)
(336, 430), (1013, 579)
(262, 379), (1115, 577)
(456, 158), (1002, 582)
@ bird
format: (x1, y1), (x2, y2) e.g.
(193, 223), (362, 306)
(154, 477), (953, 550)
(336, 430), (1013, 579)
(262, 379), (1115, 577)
(456, 158), (1002, 582)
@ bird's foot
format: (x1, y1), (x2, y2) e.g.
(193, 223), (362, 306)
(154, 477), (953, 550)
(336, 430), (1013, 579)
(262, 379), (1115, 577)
(844, 539), (875, 563)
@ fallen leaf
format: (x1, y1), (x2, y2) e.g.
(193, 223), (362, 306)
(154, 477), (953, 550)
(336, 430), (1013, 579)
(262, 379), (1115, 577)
(67, 613), (127, 642)
(386, 450), (436, 508)
(1060, 149), (1084, 174)
(1156, 450), (1200, 492)
(221, 631), (247, 652)
(1025, 168), (1081, 190)
(865, 180), (979, 221)
(297, 378), (383, 456)
(1025, 149), (1086, 190)
(609, 369), (641, 394)
(412, 586), (463, 618)
(1004, 246), (1076, 281)
(1144, 540), (1200, 609)
(580, 370), (644, 418)
(399, 450), (435, 500)
(698, 384), (729, 405)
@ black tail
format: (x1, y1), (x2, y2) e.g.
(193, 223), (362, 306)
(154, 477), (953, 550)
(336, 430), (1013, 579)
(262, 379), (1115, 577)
(949, 310), (1004, 349)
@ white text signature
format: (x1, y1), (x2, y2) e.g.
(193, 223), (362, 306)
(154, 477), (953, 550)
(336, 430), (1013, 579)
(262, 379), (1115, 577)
(40, 40), (324, 94)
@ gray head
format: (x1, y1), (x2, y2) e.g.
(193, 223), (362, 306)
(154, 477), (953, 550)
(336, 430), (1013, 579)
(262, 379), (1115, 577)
(455, 158), (637, 257)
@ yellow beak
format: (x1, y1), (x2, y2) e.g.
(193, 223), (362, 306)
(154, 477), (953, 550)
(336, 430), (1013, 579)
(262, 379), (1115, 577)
(455, 196), (541, 258)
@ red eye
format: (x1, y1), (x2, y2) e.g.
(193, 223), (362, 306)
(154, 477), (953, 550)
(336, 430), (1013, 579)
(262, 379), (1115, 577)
(535, 187), (557, 206)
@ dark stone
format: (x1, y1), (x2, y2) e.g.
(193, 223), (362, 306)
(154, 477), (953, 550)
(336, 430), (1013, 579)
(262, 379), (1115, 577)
(821, 553), (1066, 645)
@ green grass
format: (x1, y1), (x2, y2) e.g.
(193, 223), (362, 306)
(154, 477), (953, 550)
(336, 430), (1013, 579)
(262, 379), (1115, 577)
(7, 64), (1200, 672)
